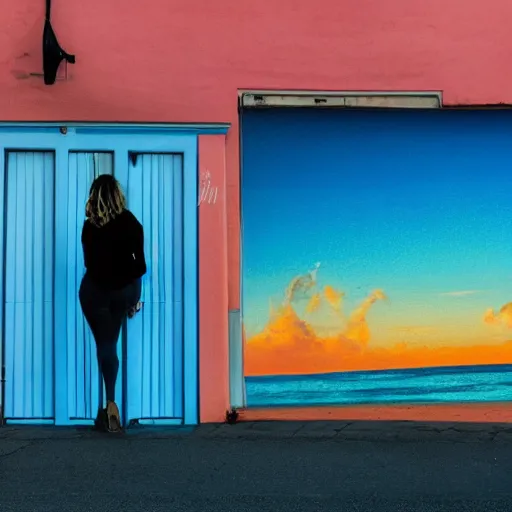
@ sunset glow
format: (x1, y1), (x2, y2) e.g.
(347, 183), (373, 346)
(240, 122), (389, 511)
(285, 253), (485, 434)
(245, 277), (512, 377)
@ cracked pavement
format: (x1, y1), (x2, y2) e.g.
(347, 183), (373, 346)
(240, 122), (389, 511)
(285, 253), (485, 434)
(1, 420), (512, 511)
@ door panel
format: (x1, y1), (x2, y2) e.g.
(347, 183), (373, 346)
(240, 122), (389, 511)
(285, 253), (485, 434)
(65, 152), (113, 420)
(4, 152), (54, 419)
(123, 154), (184, 422)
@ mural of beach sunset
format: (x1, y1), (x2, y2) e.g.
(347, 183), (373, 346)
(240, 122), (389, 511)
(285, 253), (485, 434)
(241, 108), (512, 407)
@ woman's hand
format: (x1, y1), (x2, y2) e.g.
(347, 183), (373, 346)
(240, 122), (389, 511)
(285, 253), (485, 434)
(127, 301), (143, 319)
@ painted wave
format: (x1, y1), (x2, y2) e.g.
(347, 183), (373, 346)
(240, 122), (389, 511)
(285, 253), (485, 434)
(245, 364), (512, 407)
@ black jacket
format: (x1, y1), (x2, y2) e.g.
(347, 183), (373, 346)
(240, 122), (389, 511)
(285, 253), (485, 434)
(81, 210), (147, 290)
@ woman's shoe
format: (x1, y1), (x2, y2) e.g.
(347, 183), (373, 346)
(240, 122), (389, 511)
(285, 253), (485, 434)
(106, 401), (122, 433)
(93, 407), (108, 432)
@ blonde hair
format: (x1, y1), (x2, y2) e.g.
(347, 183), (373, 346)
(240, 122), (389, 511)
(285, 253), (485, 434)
(85, 174), (126, 227)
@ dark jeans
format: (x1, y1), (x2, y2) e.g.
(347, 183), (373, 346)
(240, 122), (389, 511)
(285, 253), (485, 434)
(79, 273), (141, 403)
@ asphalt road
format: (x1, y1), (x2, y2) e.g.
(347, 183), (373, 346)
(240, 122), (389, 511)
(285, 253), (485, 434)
(1, 422), (512, 511)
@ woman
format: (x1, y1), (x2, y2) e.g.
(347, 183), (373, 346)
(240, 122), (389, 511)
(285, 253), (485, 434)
(79, 174), (147, 433)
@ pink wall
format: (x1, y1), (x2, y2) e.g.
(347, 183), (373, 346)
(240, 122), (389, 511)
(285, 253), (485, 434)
(4, 0), (512, 312)
(198, 135), (229, 423)
(3, 0), (512, 422)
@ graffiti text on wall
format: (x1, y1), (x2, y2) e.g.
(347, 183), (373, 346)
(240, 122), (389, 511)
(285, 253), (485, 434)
(198, 170), (218, 206)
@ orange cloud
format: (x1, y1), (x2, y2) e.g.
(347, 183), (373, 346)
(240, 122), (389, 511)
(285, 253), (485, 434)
(344, 289), (386, 347)
(246, 270), (388, 375)
(323, 285), (344, 313)
(285, 262), (320, 304)
(305, 293), (322, 314)
(245, 304), (512, 376)
(244, 270), (512, 377)
(484, 302), (512, 328)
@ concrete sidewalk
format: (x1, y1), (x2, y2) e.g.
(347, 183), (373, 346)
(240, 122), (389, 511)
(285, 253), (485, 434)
(1, 421), (512, 512)
(3, 418), (512, 442)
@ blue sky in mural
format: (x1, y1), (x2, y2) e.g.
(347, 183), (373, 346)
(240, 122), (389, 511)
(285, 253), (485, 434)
(241, 108), (512, 347)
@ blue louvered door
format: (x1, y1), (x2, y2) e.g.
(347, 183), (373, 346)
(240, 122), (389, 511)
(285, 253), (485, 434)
(2, 142), (191, 426)
(3, 152), (55, 421)
(119, 153), (184, 424)
(64, 153), (113, 422)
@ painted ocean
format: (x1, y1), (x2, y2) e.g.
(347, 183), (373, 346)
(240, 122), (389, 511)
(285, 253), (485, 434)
(245, 364), (512, 407)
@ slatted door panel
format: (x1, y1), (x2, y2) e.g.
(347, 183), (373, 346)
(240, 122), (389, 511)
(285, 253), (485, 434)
(4, 152), (54, 420)
(123, 154), (184, 422)
(65, 152), (113, 420)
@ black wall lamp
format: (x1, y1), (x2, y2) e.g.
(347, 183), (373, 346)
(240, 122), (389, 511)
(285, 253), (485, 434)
(42, 0), (75, 85)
